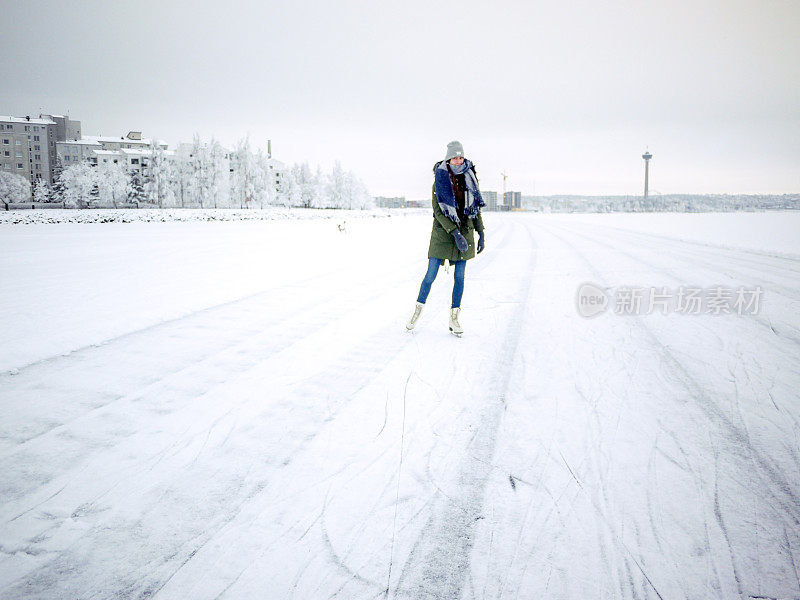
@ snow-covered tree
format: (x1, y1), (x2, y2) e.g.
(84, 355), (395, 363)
(253, 149), (274, 209)
(188, 137), (212, 208)
(96, 162), (131, 208)
(207, 139), (230, 208)
(324, 162), (348, 209)
(51, 158), (66, 203)
(145, 143), (175, 208)
(290, 162), (318, 208)
(173, 152), (192, 208)
(187, 136), (231, 209)
(128, 171), (146, 205)
(0, 171), (31, 204)
(277, 168), (302, 207)
(33, 178), (51, 203)
(59, 162), (96, 208)
(344, 171), (374, 209)
(230, 137), (261, 209)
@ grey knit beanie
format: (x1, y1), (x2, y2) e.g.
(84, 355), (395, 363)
(445, 140), (465, 161)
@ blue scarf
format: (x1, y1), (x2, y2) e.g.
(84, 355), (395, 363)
(434, 159), (485, 226)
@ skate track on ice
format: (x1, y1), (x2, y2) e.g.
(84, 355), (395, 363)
(1, 213), (799, 599)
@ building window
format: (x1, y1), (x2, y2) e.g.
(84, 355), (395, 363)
(24, 125), (30, 131)
(65, 156), (70, 161)
(35, 164), (41, 170)
(103, 159), (108, 163)
(16, 152), (22, 157)
(17, 163), (23, 169)
(2, 139), (8, 144)
(131, 158), (139, 165)
(3, 151), (7, 156)
(34, 126), (39, 131)
(113, 159), (118, 164)
(35, 154), (41, 160)
(15, 140), (21, 145)
(33, 135), (40, 141)
(34, 145), (40, 151)
(72, 156), (77, 162)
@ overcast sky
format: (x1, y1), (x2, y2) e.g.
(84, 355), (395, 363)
(2, 0), (798, 198)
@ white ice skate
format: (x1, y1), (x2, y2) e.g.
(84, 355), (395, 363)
(406, 302), (424, 330)
(449, 307), (463, 337)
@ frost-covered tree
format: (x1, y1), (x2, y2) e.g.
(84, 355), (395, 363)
(324, 162), (348, 209)
(183, 136), (231, 208)
(0, 171), (31, 204)
(253, 149), (274, 209)
(230, 137), (260, 209)
(190, 137), (231, 208)
(309, 166), (327, 208)
(33, 178), (51, 203)
(96, 162), (131, 208)
(344, 171), (374, 210)
(60, 162), (96, 208)
(291, 162), (317, 208)
(277, 168), (302, 207)
(207, 138), (230, 208)
(145, 143), (175, 208)
(51, 158), (66, 203)
(128, 171), (146, 205)
(174, 152), (192, 208)
(189, 137), (212, 208)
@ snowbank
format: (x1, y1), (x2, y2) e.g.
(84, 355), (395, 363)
(0, 207), (414, 225)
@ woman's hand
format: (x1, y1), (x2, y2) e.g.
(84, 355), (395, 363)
(477, 231), (485, 253)
(451, 230), (468, 252)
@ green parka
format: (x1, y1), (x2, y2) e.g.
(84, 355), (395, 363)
(428, 170), (485, 263)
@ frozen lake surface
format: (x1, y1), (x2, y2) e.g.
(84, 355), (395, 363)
(1, 211), (799, 599)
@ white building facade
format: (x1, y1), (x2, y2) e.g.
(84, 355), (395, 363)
(56, 131), (172, 173)
(0, 116), (58, 185)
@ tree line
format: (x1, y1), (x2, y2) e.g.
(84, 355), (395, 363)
(0, 136), (374, 210)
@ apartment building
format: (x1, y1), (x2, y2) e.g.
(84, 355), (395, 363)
(0, 115), (58, 185)
(56, 131), (171, 172)
(504, 190), (522, 209)
(482, 190), (498, 211)
(41, 114), (82, 145)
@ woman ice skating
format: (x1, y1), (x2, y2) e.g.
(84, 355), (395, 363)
(406, 140), (486, 336)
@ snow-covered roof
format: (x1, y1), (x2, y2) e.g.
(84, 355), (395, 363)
(0, 116), (57, 125)
(57, 139), (101, 146)
(84, 135), (153, 145)
(118, 148), (175, 157)
(94, 150), (119, 155)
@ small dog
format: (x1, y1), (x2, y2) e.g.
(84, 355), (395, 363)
(337, 220), (347, 233)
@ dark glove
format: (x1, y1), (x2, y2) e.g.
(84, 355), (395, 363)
(477, 231), (485, 254)
(451, 230), (468, 253)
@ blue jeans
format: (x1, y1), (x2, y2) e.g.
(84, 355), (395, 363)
(416, 258), (466, 308)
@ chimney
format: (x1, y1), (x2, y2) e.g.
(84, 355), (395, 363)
(267, 139), (272, 159)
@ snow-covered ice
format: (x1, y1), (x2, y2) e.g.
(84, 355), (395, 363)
(1, 211), (799, 599)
